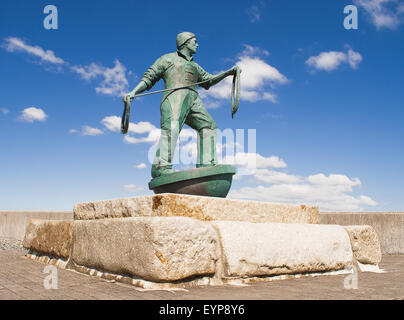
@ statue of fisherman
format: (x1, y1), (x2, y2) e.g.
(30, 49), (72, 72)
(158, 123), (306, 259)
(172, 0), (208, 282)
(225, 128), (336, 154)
(123, 32), (241, 178)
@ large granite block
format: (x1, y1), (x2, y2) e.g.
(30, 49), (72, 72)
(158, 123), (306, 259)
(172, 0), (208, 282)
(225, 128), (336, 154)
(73, 193), (318, 224)
(211, 221), (353, 277)
(343, 225), (382, 265)
(23, 219), (73, 259)
(70, 217), (220, 282)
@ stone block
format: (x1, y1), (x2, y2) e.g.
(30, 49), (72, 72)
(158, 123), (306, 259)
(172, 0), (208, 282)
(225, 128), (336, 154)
(343, 225), (382, 265)
(23, 219), (73, 259)
(319, 212), (404, 254)
(70, 217), (220, 282)
(73, 193), (318, 224)
(211, 221), (353, 277)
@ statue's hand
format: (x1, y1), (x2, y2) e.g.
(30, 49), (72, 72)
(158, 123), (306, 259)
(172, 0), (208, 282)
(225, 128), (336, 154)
(123, 92), (134, 103)
(232, 66), (242, 75)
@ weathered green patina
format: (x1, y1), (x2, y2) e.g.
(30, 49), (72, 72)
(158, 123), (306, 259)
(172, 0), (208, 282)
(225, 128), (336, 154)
(123, 32), (240, 197)
(124, 32), (240, 176)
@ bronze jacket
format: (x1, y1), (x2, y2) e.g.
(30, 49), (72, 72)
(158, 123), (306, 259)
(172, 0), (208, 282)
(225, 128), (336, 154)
(140, 51), (214, 96)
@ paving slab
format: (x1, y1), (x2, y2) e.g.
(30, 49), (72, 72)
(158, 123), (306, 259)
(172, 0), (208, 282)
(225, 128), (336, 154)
(0, 250), (403, 300)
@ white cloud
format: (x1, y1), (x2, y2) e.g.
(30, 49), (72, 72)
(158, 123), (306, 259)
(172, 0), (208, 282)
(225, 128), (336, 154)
(3, 37), (132, 98)
(69, 129), (78, 134)
(241, 44), (270, 57)
(101, 115), (157, 135)
(81, 125), (103, 136)
(262, 92), (278, 103)
(306, 48), (362, 71)
(204, 99), (222, 109)
(347, 49), (363, 69)
(227, 154), (378, 211)
(135, 163), (147, 169)
(123, 128), (161, 144)
(72, 60), (129, 97)
(306, 51), (347, 71)
(129, 121), (157, 134)
(354, 0), (404, 29)
(71, 63), (103, 81)
(228, 182), (377, 212)
(123, 184), (145, 193)
(246, 5), (261, 23)
(238, 57), (288, 89)
(121, 123), (196, 145)
(358, 195), (378, 206)
(1, 108), (9, 115)
(222, 152), (287, 169)
(252, 169), (303, 184)
(99, 114), (161, 145)
(200, 45), (288, 104)
(3, 37), (64, 64)
(101, 115), (121, 132)
(19, 107), (47, 122)
(307, 173), (361, 190)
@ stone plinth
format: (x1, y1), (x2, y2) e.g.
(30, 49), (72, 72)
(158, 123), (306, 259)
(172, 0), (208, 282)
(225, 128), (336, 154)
(22, 195), (385, 289)
(73, 193), (319, 224)
(24, 217), (358, 287)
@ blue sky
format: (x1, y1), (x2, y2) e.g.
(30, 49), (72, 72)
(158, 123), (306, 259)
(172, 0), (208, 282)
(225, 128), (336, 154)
(0, 0), (403, 211)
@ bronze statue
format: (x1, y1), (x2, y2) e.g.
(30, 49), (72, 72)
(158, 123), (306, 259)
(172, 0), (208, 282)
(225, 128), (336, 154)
(123, 32), (241, 179)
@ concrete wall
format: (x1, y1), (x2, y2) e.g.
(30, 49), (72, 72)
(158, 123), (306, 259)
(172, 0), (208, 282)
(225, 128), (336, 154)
(319, 212), (404, 254)
(0, 211), (73, 240)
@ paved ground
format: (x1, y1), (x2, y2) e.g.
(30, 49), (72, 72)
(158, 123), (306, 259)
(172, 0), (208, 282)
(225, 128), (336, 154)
(0, 249), (403, 300)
